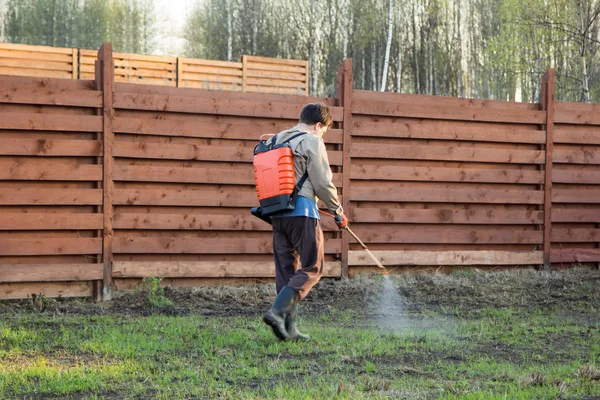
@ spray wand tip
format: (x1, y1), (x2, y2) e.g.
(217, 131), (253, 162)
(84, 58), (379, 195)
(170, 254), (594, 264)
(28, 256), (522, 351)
(382, 270), (389, 275)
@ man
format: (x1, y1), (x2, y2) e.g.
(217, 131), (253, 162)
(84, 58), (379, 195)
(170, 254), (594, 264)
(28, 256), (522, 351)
(262, 103), (348, 341)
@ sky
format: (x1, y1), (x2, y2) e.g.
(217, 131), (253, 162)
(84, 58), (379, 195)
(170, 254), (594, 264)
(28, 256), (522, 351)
(153, 0), (196, 56)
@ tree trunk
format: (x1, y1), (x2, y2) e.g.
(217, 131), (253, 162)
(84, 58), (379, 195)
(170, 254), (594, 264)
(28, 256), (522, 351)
(226, 0), (232, 61)
(371, 42), (376, 90)
(577, 0), (591, 103)
(380, 0), (393, 91)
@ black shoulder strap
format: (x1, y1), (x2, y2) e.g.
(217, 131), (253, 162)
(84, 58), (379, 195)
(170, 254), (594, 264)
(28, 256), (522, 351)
(281, 131), (308, 144)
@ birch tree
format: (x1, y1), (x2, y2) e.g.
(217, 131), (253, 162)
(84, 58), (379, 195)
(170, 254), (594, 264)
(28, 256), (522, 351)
(380, 0), (393, 91)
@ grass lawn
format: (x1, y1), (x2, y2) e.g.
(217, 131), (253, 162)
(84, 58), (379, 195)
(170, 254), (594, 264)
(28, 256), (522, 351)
(1, 268), (599, 399)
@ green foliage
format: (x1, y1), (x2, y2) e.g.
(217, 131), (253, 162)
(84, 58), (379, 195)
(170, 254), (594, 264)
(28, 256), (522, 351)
(136, 277), (173, 308)
(5, 0), (157, 53)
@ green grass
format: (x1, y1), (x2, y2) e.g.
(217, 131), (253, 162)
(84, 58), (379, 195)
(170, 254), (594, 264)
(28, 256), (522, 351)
(1, 269), (599, 399)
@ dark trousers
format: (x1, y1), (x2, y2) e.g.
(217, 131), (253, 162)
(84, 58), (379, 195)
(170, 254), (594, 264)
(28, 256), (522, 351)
(272, 217), (325, 300)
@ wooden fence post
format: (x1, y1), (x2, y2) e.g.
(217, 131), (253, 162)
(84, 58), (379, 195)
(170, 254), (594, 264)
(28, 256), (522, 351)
(541, 69), (555, 270)
(336, 59), (353, 279)
(96, 43), (115, 300)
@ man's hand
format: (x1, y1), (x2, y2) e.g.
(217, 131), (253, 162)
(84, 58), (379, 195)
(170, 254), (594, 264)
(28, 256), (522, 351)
(334, 214), (348, 229)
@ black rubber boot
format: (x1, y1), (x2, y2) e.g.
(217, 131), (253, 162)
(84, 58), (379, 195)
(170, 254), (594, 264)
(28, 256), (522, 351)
(285, 304), (310, 341)
(263, 286), (299, 341)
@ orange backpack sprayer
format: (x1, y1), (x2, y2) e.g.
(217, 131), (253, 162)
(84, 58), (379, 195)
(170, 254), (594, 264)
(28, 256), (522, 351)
(251, 132), (309, 223)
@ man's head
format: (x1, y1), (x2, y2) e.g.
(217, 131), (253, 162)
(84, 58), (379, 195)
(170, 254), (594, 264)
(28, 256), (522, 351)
(298, 103), (333, 138)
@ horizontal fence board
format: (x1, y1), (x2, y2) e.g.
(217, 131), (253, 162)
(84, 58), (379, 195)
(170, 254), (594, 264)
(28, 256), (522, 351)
(0, 67), (72, 79)
(555, 102), (600, 124)
(0, 139), (102, 157)
(553, 189), (600, 203)
(113, 261), (340, 278)
(113, 237), (341, 254)
(0, 281), (92, 300)
(554, 128), (600, 145)
(350, 186), (544, 204)
(352, 122), (546, 144)
(552, 209), (600, 223)
(114, 92), (344, 121)
(551, 248), (600, 263)
(350, 143), (544, 164)
(113, 141), (343, 165)
(0, 263), (103, 282)
(113, 165), (342, 187)
(552, 229), (600, 242)
(114, 188), (257, 207)
(348, 250), (543, 266)
(113, 117), (344, 143)
(0, 113), (102, 132)
(0, 162), (102, 181)
(553, 148), (600, 164)
(0, 188), (103, 205)
(0, 48), (73, 62)
(0, 213), (103, 230)
(0, 238), (102, 255)
(350, 164), (544, 184)
(113, 213), (339, 232)
(349, 227), (542, 244)
(352, 96), (545, 124)
(352, 208), (543, 224)
(0, 87), (101, 108)
(553, 169), (600, 184)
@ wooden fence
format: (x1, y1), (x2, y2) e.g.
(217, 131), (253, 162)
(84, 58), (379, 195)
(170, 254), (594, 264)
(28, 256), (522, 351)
(0, 43), (308, 95)
(0, 45), (597, 300)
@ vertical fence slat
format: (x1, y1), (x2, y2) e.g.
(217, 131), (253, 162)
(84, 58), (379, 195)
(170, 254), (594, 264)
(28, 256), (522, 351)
(337, 59), (353, 278)
(97, 43), (115, 300)
(542, 69), (555, 270)
(241, 55), (247, 92)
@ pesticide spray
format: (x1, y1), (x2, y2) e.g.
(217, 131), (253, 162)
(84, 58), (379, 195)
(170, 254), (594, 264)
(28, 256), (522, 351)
(320, 211), (410, 330)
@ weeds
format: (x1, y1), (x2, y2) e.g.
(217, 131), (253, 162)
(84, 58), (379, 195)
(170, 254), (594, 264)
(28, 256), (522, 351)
(136, 277), (173, 308)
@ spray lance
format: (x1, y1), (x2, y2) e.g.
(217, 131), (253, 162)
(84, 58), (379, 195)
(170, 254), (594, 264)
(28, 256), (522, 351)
(319, 210), (389, 276)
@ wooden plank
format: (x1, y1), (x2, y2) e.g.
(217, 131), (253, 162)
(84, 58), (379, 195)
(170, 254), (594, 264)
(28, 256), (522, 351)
(0, 139), (102, 157)
(113, 52), (177, 64)
(112, 117), (343, 144)
(352, 208), (543, 224)
(554, 127), (600, 145)
(353, 90), (539, 111)
(180, 58), (243, 68)
(113, 92), (344, 121)
(112, 59), (176, 71)
(114, 213), (270, 231)
(113, 82), (334, 105)
(350, 186), (544, 204)
(0, 48), (73, 62)
(0, 263), (103, 282)
(552, 209), (600, 223)
(352, 122), (546, 144)
(180, 73), (243, 84)
(0, 161), (102, 181)
(348, 250), (543, 266)
(350, 143), (545, 164)
(0, 58), (72, 72)
(0, 281), (93, 300)
(0, 42), (73, 54)
(0, 87), (101, 107)
(0, 238), (102, 255)
(350, 164), (544, 184)
(553, 189), (600, 203)
(246, 63), (306, 75)
(0, 188), (103, 205)
(555, 102), (600, 124)
(0, 213), (102, 230)
(113, 237), (341, 254)
(113, 260), (339, 278)
(552, 229), (600, 242)
(553, 169), (600, 184)
(348, 227), (542, 244)
(352, 97), (546, 124)
(0, 67), (72, 79)
(246, 78), (307, 89)
(338, 59), (352, 278)
(114, 188), (257, 207)
(98, 43), (115, 300)
(553, 147), (600, 165)
(244, 55), (307, 67)
(550, 248), (600, 263)
(113, 141), (343, 166)
(113, 165), (341, 186)
(0, 113), (102, 132)
(541, 69), (555, 270)
(72, 49), (79, 79)
(0, 75), (94, 91)
(245, 70), (306, 81)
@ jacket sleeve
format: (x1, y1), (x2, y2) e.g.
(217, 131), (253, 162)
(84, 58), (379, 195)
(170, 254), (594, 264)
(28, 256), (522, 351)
(304, 136), (344, 215)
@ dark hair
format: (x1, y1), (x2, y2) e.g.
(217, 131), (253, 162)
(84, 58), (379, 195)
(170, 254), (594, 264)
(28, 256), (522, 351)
(299, 103), (333, 128)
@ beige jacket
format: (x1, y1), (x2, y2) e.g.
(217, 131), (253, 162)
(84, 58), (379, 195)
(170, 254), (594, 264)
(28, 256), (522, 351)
(269, 128), (343, 215)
